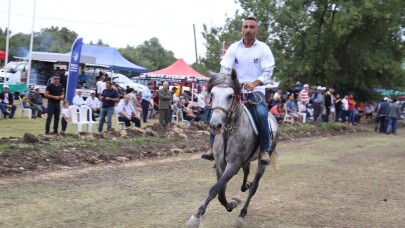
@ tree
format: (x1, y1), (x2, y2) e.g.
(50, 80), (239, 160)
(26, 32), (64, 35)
(133, 37), (177, 71)
(200, 0), (405, 101)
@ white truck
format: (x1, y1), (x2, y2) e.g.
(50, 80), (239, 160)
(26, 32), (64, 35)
(1, 52), (96, 97)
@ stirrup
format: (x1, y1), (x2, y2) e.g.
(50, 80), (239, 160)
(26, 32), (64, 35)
(260, 151), (270, 165)
(201, 153), (214, 161)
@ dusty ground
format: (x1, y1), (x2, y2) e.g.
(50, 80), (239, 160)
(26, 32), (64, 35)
(0, 125), (403, 227)
(0, 122), (367, 176)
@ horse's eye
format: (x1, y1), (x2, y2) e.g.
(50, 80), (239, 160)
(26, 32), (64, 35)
(210, 93), (214, 98)
(228, 94), (233, 99)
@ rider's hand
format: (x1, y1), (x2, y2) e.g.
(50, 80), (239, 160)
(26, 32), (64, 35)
(245, 83), (255, 91)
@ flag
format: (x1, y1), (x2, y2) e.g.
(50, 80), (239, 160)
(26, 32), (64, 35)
(66, 38), (83, 104)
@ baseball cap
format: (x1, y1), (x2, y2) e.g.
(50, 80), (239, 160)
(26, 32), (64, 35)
(321, 87), (326, 90)
(317, 86), (322, 90)
(384, 97), (389, 101)
(303, 84), (309, 88)
(3, 84), (9, 88)
(34, 86), (39, 90)
(90, 90), (96, 94)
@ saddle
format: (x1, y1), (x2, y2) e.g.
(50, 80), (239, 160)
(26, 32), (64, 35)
(243, 103), (276, 138)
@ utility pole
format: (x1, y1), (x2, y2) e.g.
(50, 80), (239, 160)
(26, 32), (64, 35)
(193, 24), (198, 64)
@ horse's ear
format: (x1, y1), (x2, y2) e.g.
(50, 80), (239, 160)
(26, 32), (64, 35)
(208, 71), (217, 78)
(231, 69), (237, 80)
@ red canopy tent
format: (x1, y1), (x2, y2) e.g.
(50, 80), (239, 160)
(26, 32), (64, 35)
(0, 51), (5, 60)
(140, 58), (209, 83)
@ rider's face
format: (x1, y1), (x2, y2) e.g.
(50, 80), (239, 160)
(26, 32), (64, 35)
(242, 19), (258, 42)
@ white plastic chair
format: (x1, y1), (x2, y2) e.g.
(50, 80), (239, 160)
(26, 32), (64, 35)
(80, 105), (97, 132)
(19, 96), (32, 119)
(283, 113), (294, 124)
(69, 105), (88, 132)
(114, 107), (126, 130)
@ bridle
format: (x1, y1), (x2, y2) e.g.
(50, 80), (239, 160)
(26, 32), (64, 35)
(210, 84), (243, 137)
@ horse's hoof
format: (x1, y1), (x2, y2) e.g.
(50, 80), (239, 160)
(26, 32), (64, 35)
(186, 215), (200, 228)
(241, 181), (251, 192)
(236, 216), (245, 228)
(227, 198), (241, 212)
(201, 153), (214, 161)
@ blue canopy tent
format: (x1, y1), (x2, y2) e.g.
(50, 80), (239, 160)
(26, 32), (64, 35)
(74, 45), (148, 73)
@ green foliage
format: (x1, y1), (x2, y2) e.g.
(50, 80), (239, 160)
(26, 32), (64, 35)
(133, 37), (177, 71)
(200, 0), (405, 101)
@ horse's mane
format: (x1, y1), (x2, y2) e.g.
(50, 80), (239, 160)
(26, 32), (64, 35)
(207, 69), (241, 95)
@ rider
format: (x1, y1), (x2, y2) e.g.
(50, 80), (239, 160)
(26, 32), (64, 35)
(202, 16), (275, 165)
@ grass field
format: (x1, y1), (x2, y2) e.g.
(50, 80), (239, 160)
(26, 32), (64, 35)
(0, 105), (159, 137)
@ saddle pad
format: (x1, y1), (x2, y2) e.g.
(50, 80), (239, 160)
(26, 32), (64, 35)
(243, 105), (259, 135)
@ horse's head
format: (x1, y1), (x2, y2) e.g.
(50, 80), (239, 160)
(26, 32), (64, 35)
(208, 69), (241, 134)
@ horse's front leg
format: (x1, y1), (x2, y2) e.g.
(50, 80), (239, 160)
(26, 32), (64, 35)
(218, 163), (242, 212)
(236, 163), (267, 227)
(186, 163), (240, 228)
(241, 163), (251, 192)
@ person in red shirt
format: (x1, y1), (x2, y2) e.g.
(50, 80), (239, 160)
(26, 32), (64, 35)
(348, 93), (357, 125)
(269, 102), (284, 123)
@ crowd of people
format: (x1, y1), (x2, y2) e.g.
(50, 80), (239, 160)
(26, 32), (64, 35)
(266, 85), (403, 135)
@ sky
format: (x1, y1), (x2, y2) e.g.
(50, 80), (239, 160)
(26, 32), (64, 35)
(0, 0), (240, 65)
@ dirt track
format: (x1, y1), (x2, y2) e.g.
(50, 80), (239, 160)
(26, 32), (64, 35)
(0, 129), (404, 227)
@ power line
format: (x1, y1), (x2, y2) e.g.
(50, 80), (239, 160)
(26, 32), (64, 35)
(0, 11), (193, 28)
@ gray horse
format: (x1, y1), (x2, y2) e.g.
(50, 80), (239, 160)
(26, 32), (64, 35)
(187, 70), (279, 227)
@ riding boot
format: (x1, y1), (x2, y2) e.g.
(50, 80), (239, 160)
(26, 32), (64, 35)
(201, 147), (214, 161)
(260, 150), (270, 165)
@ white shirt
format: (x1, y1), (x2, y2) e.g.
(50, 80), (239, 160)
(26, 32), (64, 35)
(342, 98), (349, 110)
(61, 107), (70, 118)
(141, 87), (152, 102)
(72, 95), (85, 106)
(116, 101), (136, 118)
(96, 81), (106, 94)
(84, 96), (100, 109)
(220, 39), (275, 94)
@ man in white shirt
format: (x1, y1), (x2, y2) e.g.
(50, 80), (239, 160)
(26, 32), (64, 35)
(203, 17), (275, 165)
(116, 94), (141, 127)
(341, 95), (349, 123)
(84, 90), (101, 121)
(72, 89), (85, 106)
(140, 82), (153, 123)
(96, 75), (106, 98)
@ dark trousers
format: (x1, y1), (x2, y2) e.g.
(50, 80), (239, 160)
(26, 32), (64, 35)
(325, 106), (331, 122)
(61, 118), (68, 131)
(46, 103), (61, 134)
(313, 102), (321, 121)
(141, 99), (149, 123)
(379, 116), (388, 133)
(159, 109), (169, 125)
(118, 116), (141, 127)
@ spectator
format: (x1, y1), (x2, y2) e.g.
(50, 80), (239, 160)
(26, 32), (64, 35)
(324, 87), (335, 122)
(158, 82), (171, 127)
(376, 97), (390, 133)
(44, 75), (64, 134)
(298, 101), (310, 122)
(152, 90), (159, 114)
(28, 87), (47, 118)
(202, 86), (212, 130)
(84, 90), (101, 121)
(386, 99), (401, 135)
(269, 102), (284, 123)
(285, 94), (305, 123)
(183, 103), (202, 123)
(348, 93), (357, 125)
(61, 100), (70, 134)
(96, 74), (106, 98)
(98, 81), (119, 132)
(334, 94), (342, 122)
(21, 94), (36, 119)
(0, 85), (16, 119)
(364, 102), (374, 119)
(298, 84), (310, 105)
(141, 82), (153, 123)
(341, 95), (349, 123)
(116, 94), (141, 128)
(310, 86), (323, 122)
(72, 89), (85, 106)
